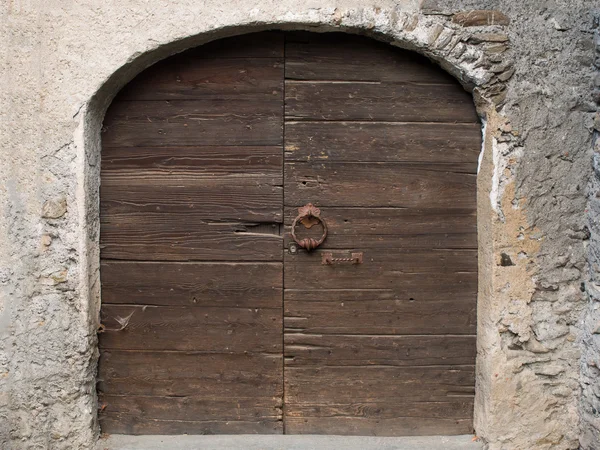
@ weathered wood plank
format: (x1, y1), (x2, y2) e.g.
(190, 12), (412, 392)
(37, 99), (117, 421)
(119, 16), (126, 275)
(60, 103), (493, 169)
(285, 400), (474, 420)
(102, 100), (282, 147)
(283, 207), (477, 250)
(98, 351), (283, 398)
(284, 364), (476, 435)
(283, 416), (473, 436)
(101, 261), (282, 307)
(284, 334), (476, 366)
(285, 162), (476, 209)
(99, 304), (282, 352)
(100, 414), (283, 435)
(284, 298), (476, 335)
(102, 146), (283, 183)
(285, 365), (475, 403)
(284, 275), (477, 301)
(115, 58), (283, 101)
(285, 122), (481, 167)
(100, 218), (282, 261)
(100, 395), (282, 422)
(285, 82), (478, 122)
(187, 31), (285, 59)
(285, 32), (456, 84)
(286, 247), (477, 280)
(101, 173), (281, 216)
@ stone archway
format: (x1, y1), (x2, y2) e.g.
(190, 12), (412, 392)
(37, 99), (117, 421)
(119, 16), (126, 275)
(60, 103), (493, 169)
(76, 7), (516, 449)
(96, 30), (483, 436)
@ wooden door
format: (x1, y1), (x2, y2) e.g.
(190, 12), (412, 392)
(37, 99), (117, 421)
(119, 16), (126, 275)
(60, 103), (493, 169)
(98, 33), (286, 434)
(281, 33), (479, 436)
(98, 31), (480, 436)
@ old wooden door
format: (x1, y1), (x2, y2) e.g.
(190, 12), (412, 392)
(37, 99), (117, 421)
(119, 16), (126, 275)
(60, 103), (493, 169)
(98, 31), (480, 436)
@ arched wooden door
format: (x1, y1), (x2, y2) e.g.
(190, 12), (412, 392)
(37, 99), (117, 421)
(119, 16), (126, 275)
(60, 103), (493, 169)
(98, 31), (480, 436)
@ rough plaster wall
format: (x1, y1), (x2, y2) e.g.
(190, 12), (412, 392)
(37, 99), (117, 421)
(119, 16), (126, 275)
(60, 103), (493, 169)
(0, 1), (597, 449)
(582, 10), (600, 450)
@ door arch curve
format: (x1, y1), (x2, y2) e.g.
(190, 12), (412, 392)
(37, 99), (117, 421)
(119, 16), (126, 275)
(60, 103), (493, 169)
(97, 31), (480, 436)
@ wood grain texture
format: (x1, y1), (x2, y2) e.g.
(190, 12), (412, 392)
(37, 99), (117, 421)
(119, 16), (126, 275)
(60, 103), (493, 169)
(285, 82), (479, 123)
(285, 162), (476, 209)
(99, 415), (283, 435)
(100, 154), (283, 260)
(285, 122), (481, 167)
(100, 218), (283, 261)
(98, 351), (283, 398)
(284, 334), (477, 366)
(100, 395), (282, 422)
(184, 31), (285, 59)
(284, 297), (476, 335)
(285, 248), (477, 285)
(285, 365), (475, 403)
(283, 416), (473, 436)
(115, 57), (283, 101)
(101, 261), (282, 307)
(102, 146), (283, 182)
(284, 207), (477, 250)
(99, 33), (285, 435)
(285, 32), (456, 84)
(102, 99), (282, 147)
(99, 304), (282, 352)
(101, 182), (282, 221)
(284, 365), (474, 435)
(99, 30), (480, 436)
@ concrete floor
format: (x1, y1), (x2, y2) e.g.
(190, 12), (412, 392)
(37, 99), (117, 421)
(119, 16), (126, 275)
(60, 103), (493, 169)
(98, 434), (484, 450)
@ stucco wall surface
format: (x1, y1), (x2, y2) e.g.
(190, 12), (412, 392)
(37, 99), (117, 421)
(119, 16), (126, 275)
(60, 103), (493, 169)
(0, 1), (597, 449)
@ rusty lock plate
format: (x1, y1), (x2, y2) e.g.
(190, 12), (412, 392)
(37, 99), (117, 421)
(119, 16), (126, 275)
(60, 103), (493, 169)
(322, 252), (363, 265)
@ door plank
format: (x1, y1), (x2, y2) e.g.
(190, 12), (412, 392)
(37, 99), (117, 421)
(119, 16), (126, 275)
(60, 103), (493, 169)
(284, 365), (475, 403)
(284, 334), (476, 366)
(285, 122), (481, 167)
(285, 248), (477, 285)
(284, 298), (476, 335)
(283, 207), (477, 250)
(102, 100), (282, 147)
(101, 183), (282, 222)
(115, 57), (283, 101)
(285, 32), (457, 84)
(285, 401), (474, 420)
(101, 261), (282, 308)
(284, 162), (476, 209)
(182, 31), (285, 59)
(100, 219), (282, 261)
(284, 416), (473, 436)
(102, 146), (283, 182)
(285, 82), (478, 123)
(99, 415), (282, 435)
(100, 395), (282, 422)
(99, 304), (282, 352)
(98, 351), (283, 398)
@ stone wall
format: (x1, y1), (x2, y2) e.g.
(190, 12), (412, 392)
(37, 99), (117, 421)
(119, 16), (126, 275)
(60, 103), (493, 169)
(0, 1), (597, 449)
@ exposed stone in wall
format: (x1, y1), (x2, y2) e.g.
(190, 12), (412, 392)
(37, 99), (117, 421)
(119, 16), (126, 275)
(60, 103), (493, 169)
(581, 10), (600, 450)
(0, 1), (597, 449)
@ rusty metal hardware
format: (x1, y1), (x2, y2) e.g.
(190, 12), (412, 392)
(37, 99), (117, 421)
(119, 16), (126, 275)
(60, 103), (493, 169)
(291, 203), (328, 251)
(322, 252), (363, 265)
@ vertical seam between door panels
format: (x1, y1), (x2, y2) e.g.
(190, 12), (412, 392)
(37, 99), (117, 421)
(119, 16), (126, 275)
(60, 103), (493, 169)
(282, 31), (287, 435)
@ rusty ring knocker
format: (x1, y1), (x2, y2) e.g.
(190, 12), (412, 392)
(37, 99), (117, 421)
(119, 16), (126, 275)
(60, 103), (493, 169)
(291, 203), (328, 251)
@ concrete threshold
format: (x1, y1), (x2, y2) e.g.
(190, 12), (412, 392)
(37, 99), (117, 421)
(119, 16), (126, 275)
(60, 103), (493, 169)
(98, 434), (483, 450)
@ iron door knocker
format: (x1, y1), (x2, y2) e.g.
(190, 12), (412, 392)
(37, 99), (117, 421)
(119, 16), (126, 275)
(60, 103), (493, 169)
(291, 203), (328, 251)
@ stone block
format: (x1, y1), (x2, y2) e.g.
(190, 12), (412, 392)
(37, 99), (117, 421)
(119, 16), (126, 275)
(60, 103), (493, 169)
(452, 10), (510, 27)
